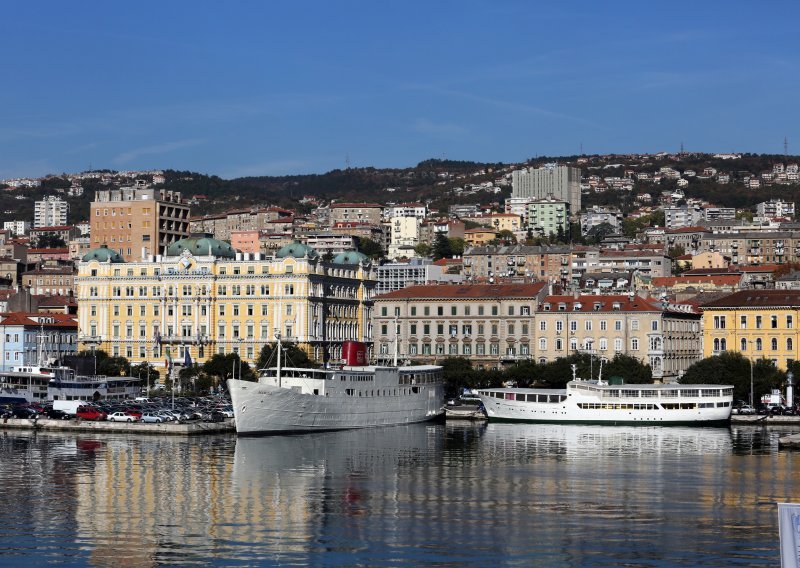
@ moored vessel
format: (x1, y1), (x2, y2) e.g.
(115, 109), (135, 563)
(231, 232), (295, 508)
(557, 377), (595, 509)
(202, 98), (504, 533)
(227, 340), (445, 435)
(478, 365), (733, 426)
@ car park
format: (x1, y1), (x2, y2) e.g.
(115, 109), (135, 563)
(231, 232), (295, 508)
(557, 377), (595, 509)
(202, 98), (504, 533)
(76, 406), (106, 421)
(733, 404), (755, 415)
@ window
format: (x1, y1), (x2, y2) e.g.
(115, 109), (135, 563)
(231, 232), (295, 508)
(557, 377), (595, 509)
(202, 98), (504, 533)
(615, 320), (622, 331)
(464, 306), (471, 316)
(219, 305), (225, 316)
(437, 324), (444, 335)
(423, 324), (430, 335)
(539, 338), (547, 351)
(490, 344), (499, 356)
(507, 324), (515, 335)
(614, 338), (622, 351)
(789, 338), (794, 351)
(631, 319), (640, 331)
(740, 315), (747, 329)
(410, 307), (416, 316)
(756, 316), (762, 329)
(424, 306), (430, 316)
(599, 338), (608, 351)
(713, 316), (726, 329)
(772, 315), (778, 329)
(584, 321), (592, 331)
(772, 338), (778, 351)
(478, 306), (484, 316)
(556, 321), (563, 332)
(492, 306), (498, 316)
(381, 324), (387, 335)
(556, 338), (563, 350)
(651, 320), (658, 331)
(451, 306), (457, 316)
(540, 321), (547, 331)
(410, 324), (417, 335)
(741, 338), (747, 351)
(233, 305), (240, 317)
(569, 321), (577, 332)
(756, 338), (763, 351)
(437, 307), (443, 316)
(600, 320), (607, 331)
(508, 306), (515, 316)
(788, 315), (794, 329)
(491, 324), (498, 335)
(631, 338), (639, 350)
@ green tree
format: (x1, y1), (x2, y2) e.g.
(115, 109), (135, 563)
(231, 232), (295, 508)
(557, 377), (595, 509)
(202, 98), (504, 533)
(440, 357), (475, 397)
(432, 233), (453, 260)
(680, 351), (784, 403)
(448, 237), (465, 256)
(203, 353), (256, 382)
(414, 242), (432, 257)
(98, 356), (131, 377)
(357, 237), (384, 260)
(256, 342), (314, 369)
(496, 229), (517, 245)
(36, 234), (67, 248)
(603, 353), (652, 384)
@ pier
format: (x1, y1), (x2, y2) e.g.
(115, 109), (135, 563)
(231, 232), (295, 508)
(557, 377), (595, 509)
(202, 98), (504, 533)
(0, 417), (235, 435)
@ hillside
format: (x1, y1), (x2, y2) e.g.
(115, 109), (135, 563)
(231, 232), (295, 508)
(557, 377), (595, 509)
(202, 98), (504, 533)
(2, 153), (800, 224)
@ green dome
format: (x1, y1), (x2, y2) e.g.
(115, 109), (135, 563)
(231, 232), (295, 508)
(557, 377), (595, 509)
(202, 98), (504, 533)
(333, 251), (369, 265)
(276, 241), (318, 259)
(82, 245), (125, 263)
(166, 237), (236, 258)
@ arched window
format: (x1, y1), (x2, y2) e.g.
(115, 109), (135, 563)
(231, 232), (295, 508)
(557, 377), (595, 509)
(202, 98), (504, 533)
(720, 338), (726, 351)
(756, 338), (763, 351)
(741, 338), (747, 351)
(772, 338), (778, 351)
(713, 338), (720, 351)
(788, 338), (794, 351)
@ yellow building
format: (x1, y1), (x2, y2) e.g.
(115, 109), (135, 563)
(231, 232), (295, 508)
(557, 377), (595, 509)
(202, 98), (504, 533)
(701, 290), (800, 370)
(76, 238), (376, 377)
(464, 228), (497, 247)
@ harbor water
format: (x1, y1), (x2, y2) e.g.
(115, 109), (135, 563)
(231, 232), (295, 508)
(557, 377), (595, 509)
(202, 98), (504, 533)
(0, 422), (797, 566)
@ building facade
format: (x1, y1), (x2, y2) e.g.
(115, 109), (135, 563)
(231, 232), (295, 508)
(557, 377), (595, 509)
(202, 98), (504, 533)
(535, 294), (702, 382)
(0, 312), (78, 371)
(701, 290), (800, 371)
(526, 198), (569, 237)
(76, 239), (376, 376)
(90, 187), (190, 261)
(34, 196), (69, 228)
(373, 283), (547, 369)
(512, 165), (582, 215)
(375, 258), (462, 295)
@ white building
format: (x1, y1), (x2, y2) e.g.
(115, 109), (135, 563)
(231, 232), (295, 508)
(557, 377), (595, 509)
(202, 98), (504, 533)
(34, 196), (69, 228)
(3, 220), (30, 236)
(511, 164), (582, 214)
(376, 258), (462, 295)
(388, 216), (421, 259)
(756, 199), (795, 220)
(579, 206), (622, 236)
(387, 202), (427, 219)
(664, 206), (702, 229)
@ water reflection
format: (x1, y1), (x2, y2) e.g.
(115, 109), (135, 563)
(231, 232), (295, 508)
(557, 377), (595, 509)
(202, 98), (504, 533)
(0, 424), (797, 566)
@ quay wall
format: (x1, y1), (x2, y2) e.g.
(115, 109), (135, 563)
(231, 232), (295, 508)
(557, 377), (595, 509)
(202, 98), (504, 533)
(0, 417), (235, 436)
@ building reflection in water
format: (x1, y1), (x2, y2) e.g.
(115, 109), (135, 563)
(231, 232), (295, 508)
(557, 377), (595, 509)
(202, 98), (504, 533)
(0, 423), (797, 566)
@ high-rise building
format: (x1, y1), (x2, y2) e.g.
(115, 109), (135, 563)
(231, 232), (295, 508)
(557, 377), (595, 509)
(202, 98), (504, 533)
(512, 165), (582, 214)
(90, 186), (190, 261)
(34, 196), (69, 228)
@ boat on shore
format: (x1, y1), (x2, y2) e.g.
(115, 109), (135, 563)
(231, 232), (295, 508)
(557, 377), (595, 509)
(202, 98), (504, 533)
(227, 340), (445, 435)
(477, 364), (733, 426)
(0, 364), (140, 405)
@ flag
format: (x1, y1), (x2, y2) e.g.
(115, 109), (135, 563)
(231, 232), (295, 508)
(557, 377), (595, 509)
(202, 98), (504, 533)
(165, 347), (172, 369)
(184, 347), (192, 367)
(154, 330), (161, 347)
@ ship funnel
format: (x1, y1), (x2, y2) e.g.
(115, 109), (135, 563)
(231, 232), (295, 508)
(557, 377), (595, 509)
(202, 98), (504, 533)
(342, 341), (368, 366)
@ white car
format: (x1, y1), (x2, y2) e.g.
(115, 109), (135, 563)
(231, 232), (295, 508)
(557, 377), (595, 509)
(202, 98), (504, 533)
(108, 411), (136, 422)
(141, 413), (163, 423)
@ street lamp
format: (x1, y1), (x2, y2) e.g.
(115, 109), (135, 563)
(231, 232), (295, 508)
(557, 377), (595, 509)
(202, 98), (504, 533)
(749, 340), (754, 408)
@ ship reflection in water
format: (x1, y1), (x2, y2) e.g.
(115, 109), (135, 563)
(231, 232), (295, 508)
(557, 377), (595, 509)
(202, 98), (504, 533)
(0, 423), (795, 566)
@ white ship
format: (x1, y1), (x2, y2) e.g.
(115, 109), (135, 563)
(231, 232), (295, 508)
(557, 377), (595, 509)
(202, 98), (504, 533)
(478, 365), (733, 426)
(227, 340), (445, 435)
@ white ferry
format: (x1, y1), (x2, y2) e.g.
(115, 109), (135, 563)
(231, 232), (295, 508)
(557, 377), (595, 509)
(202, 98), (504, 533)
(227, 340), (445, 435)
(0, 364), (140, 404)
(477, 366), (733, 426)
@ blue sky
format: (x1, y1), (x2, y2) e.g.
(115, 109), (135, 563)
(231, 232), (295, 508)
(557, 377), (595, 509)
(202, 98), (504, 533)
(2, 1), (799, 179)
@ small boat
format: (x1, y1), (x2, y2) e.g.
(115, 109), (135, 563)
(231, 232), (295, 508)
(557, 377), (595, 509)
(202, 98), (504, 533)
(228, 339), (445, 435)
(444, 404), (487, 421)
(477, 364), (733, 426)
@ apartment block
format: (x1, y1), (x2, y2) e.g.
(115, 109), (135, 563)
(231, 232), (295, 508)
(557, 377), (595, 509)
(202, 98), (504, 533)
(34, 196), (69, 228)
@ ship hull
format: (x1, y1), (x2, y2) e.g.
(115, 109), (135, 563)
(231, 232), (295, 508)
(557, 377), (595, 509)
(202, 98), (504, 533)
(228, 378), (444, 435)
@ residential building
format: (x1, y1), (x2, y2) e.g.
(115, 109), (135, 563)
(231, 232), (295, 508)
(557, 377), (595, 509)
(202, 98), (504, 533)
(512, 165), (582, 214)
(702, 207), (736, 222)
(535, 294), (702, 382)
(373, 283), (547, 369)
(90, 187), (190, 261)
(665, 206), (702, 230)
(597, 250), (671, 278)
(304, 233), (359, 257)
(388, 216), (421, 259)
(29, 225), (80, 247)
(756, 199), (795, 220)
(329, 203), (382, 226)
(76, 239), (376, 376)
(3, 221), (30, 237)
(465, 213), (523, 234)
(34, 196), (69, 228)
(580, 206), (622, 236)
(464, 228), (497, 248)
(0, 312), (78, 372)
(464, 245), (571, 284)
(21, 266), (76, 296)
(526, 198), (570, 237)
(701, 290), (800, 371)
(387, 203), (426, 219)
(376, 258), (462, 295)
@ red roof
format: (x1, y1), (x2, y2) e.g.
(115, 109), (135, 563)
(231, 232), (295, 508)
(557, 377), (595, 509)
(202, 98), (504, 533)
(30, 225), (74, 232)
(375, 283), (545, 300)
(733, 264), (782, 273)
(702, 290), (800, 308)
(0, 312), (77, 327)
(538, 294), (661, 313)
(27, 248), (69, 254)
(651, 275), (742, 287)
(331, 202), (382, 209)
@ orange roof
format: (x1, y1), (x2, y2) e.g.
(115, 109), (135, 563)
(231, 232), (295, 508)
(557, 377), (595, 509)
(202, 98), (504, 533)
(651, 275), (742, 287)
(0, 312), (77, 327)
(30, 225), (74, 232)
(375, 283), (545, 300)
(27, 248), (69, 254)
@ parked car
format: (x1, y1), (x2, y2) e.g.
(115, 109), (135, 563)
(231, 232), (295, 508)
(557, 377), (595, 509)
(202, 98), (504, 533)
(108, 411), (136, 422)
(12, 406), (38, 419)
(76, 406), (106, 421)
(140, 413), (163, 423)
(45, 408), (72, 420)
(733, 404), (755, 415)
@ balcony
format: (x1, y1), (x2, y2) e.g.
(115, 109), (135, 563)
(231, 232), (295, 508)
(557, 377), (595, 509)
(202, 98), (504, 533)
(78, 335), (103, 344)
